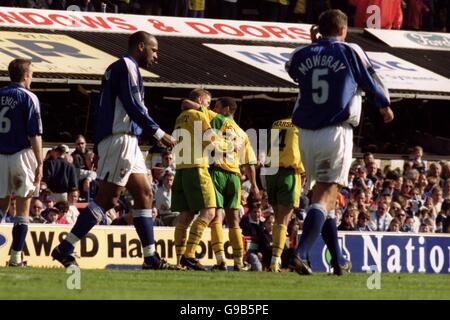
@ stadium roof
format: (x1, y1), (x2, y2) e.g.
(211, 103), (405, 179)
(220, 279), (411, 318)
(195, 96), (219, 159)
(0, 27), (449, 99)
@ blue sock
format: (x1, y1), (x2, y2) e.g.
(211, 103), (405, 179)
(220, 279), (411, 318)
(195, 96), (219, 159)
(59, 203), (101, 255)
(297, 204), (326, 260)
(321, 218), (346, 267)
(12, 217), (28, 251)
(133, 209), (157, 264)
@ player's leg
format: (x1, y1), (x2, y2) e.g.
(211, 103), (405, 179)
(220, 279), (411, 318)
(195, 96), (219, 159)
(54, 180), (123, 265)
(182, 167), (217, 270)
(127, 172), (177, 269)
(183, 206), (215, 270)
(209, 168), (227, 270)
(6, 149), (40, 266)
(319, 126), (353, 275)
(53, 135), (130, 266)
(8, 196), (31, 266)
(171, 169), (195, 265)
(174, 211), (195, 265)
(210, 209), (226, 270)
(223, 172), (245, 271)
(270, 169), (299, 272)
(293, 125), (351, 275)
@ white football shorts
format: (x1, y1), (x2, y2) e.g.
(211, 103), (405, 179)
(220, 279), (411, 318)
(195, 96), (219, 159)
(299, 123), (353, 189)
(96, 134), (147, 187)
(0, 148), (37, 198)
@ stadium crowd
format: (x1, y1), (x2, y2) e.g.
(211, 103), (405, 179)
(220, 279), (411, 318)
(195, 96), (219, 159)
(2, 0), (450, 32)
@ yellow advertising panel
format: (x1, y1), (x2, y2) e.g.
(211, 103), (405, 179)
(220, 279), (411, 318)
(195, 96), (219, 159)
(0, 31), (157, 77)
(0, 225), (233, 269)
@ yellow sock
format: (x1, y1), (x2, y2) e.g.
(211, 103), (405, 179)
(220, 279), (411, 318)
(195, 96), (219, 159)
(174, 224), (188, 265)
(228, 227), (243, 266)
(184, 218), (208, 258)
(272, 224), (287, 259)
(210, 220), (225, 264)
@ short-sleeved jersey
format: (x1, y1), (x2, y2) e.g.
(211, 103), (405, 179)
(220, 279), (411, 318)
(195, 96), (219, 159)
(269, 118), (304, 172)
(210, 114), (257, 175)
(173, 109), (224, 169)
(0, 84), (42, 154)
(95, 55), (161, 144)
(286, 38), (390, 130)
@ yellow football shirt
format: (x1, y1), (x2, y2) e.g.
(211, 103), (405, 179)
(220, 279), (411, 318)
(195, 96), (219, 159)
(210, 114), (257, 175)
(269, 118), (304, 172)
(173, 109), (227, 169)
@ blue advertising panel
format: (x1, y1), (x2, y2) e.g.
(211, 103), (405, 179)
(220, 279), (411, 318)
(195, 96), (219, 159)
(306, 232), (450, 274)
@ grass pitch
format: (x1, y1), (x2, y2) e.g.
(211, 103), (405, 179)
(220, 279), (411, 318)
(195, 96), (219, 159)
(0, 267), (449, 300)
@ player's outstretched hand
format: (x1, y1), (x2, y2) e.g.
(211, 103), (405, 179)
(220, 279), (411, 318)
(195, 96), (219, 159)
(380, 106), (394, 123)
(160, 133), (177, 148)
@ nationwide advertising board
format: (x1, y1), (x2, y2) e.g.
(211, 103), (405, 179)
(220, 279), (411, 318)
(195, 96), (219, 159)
(0, 225), (449, 273)
(0, 31), (157, 77)
(204, 44), (450, 93)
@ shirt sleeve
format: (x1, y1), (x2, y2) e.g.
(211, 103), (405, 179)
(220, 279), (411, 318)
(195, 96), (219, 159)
(118, 63), (164, 138)
(347, 44), (390, 109)
(26, 91), (43, 137)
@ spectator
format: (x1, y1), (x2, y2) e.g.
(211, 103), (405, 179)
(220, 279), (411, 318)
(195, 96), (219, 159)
(155, 168), (179, 226)
(428, 162), (445, 188)
(43, 144), (78, 202)
(349, 0), (403, 29)
(369, 200), (393, 231)
(46, 207), (60, 224)
(66, 189), (80, 224)
(161, 150), (176, 172)
(404, 215), (416, 233)
(54, 201), (70, 224)
(355, 211), (371, 231)
(188, 0), (205, 17)
(77, 0), (98, 11)
(419, 223), (431, 233)
(405, 0), (430, 30)
(40, 194), (55, 222)
(338, 207), (357, 231)
(388, 218), (401, 232)
(411, 146), (426, 174)
(260, 191), (274, 221)
(71, 134), (88, 170)
(436, 198), (450, 233)
(29, 198), (46, 223)
(366, 161), (379, 185)
(152, 207), (164, 226)
(430, 186), (443, 215)
(240, 200), (265, 271)
(353, 165), (374, 192)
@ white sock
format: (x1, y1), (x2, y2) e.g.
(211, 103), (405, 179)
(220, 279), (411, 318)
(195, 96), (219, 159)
(143, 244), (156, 257)
(271, 256), (281, 266)
(66, 233), (80, 246)
(215, 252), (225, 264)
(10, 250), (22, 264)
